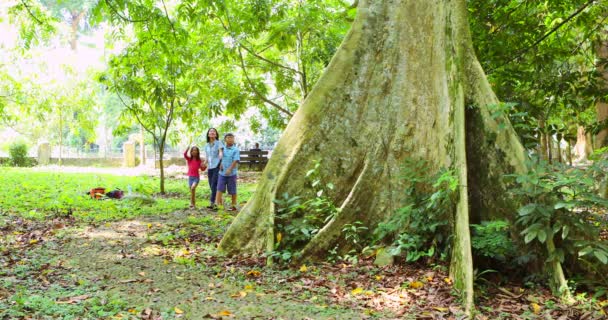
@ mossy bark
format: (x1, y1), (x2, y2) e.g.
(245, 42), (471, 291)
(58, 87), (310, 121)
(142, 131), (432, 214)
(219, 0), (528, 313)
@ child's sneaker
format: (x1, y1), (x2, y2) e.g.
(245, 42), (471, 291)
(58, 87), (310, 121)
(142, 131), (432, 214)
(227, 206), (238, 212)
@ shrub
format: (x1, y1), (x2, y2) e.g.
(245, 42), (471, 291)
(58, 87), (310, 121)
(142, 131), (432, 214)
(8, 142), (29, 167)
(471, 220), (515, 262)
(373, 159), (457, 263)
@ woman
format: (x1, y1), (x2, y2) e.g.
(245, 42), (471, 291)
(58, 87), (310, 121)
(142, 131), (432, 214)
(203, 128), (223, 210)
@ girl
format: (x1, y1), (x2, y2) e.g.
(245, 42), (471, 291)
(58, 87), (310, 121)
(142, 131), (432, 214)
(203, 128), (223, 210)
(184, 145), (206, 209)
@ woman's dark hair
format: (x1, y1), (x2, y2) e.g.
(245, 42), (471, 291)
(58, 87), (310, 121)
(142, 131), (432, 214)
(190, 146), (201, 161)
(206, 128), (219, 143)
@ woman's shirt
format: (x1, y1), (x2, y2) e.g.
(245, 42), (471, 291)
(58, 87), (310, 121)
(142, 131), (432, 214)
(205, 140), (224, 169)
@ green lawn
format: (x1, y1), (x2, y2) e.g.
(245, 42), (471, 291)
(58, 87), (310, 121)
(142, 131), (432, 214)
(0, 167), (257, 222)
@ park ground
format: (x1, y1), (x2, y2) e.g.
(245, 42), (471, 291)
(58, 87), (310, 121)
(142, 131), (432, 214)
(1, 167), (607, 319)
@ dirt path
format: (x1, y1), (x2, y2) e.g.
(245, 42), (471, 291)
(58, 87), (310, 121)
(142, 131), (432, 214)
(57, 210), (388, 319)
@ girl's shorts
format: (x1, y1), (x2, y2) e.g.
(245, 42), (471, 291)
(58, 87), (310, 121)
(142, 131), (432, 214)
(188, 176), (200, 188)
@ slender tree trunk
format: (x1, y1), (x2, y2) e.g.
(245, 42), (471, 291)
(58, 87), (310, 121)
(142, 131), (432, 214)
(69, 11), (85, 51)
(140, 125), (146, 166)
(556, 135), (562, 163)
(220, 0), (527, 313)
(547, 236), (573, 303)
(596, 36), (608, 149)
(58, 107), (63, 166)
(596, 38), (608, 194)
(548, 134), (554, 164)
(539, 120), (548, 160)
(574, 126), (590, 163)
(158, 140), (165, 195)
(598, 103), (608, 149)
(568, 139), (574, 166)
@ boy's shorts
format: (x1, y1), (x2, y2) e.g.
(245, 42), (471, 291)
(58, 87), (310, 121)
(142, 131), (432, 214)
(217, 175), (237, 194)
(188, 176), (200, 188)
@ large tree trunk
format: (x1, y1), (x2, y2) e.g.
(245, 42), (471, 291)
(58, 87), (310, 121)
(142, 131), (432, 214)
(220, 0), (527, 312)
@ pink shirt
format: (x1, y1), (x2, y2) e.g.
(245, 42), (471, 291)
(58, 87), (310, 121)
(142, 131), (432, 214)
(184, 150), (202, 177)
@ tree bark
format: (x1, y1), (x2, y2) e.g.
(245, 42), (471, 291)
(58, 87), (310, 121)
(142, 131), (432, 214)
(140, 124), (146, 166)
(596, 36), (608, 149)
(158, 140), (165, 195)
(220, 0), (527, 313)
(539, 120), (548, 160)
(69, 11), (85, 51)
(574, 126), (590, 163)
(58, 107), (63, 166)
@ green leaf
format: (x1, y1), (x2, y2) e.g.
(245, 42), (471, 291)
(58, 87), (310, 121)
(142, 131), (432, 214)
(594, 250), (608, 264)
(561, 225), (569, 240)
(537, 229), (547, 243)
(579, 246), (593, 257)
(524, 231), (537, 244)
(518, 204), (536, 216)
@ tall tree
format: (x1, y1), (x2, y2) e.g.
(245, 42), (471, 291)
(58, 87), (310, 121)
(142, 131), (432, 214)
(219, 0), (528, 313)
(99, 0), (211, 194)
(39, 0), (97, 50)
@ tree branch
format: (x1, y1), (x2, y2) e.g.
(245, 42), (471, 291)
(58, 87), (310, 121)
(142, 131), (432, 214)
(104, 0), (149, 23)
(20, 0), (44, 25)
(217, 12), (293, 117)
(487, 0), (597, 73)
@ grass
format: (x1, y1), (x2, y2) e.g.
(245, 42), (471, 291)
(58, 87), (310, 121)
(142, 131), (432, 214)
(0, 167), (256, 222)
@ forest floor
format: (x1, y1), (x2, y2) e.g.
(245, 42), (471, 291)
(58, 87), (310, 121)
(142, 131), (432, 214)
(1, 167), (607, 319)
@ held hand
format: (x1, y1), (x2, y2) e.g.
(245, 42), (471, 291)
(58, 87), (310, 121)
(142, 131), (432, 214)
(225, 169), (232, 176)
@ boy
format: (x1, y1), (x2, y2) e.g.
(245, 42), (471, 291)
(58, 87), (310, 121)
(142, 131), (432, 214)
(216, 133), (240, 211)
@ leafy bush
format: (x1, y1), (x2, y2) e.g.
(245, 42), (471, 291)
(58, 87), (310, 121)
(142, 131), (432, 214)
(471, 220), (515, 262)
(507, 158), (608, 266)
(8, 142), (29, 167)
(271, 160), (340, 263)
(373, 159), (457, 262)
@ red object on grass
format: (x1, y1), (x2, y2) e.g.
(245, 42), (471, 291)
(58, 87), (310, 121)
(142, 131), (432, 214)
(90, 187), (106, 199)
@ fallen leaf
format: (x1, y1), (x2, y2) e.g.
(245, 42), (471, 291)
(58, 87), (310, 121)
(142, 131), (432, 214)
(56, 294), (91, 304)
(244, 284), (254, 291)
(531, 302), (541, 314)
(138, 272), (146, 277)
(118, 279), (139, 284)
(246, 270), (261, 278)
(409, 281), (424, 289)
(299, 265), (308, 273)
(351, 287), (364, 295)
(174, 307), (184, 314)
(444, 277), (452, 285)
(230, 291), (247, 298)
(218, 310), (232, 316)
